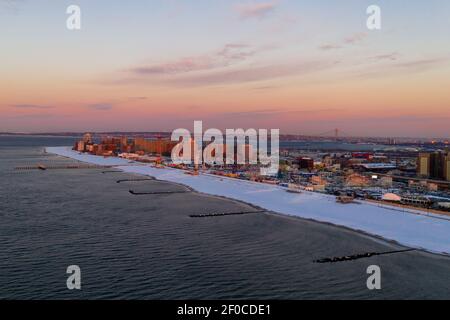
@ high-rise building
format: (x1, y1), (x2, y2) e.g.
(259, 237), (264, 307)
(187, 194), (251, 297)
(418, 153), (431, 177)
(76, 140), (85, 152)
(134, 138), (146, 151)
(445, 153), (450, 181)
(417, 151), (449, 180)
(134, 138), (177, 155)
(83, 133), (93, 144)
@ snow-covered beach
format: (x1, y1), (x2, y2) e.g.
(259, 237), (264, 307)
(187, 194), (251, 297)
(46, 146), (450, 255)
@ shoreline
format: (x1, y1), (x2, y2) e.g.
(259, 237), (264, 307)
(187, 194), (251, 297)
(365, 199), (450, 219)
(45, 146), (450, 257)
(130, 179), (446, 260)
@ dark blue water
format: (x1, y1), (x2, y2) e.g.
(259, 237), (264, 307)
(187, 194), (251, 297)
(0, 135), (79, 148)
(1, 136), (449, 299)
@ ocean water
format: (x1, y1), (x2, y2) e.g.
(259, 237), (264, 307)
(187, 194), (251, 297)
(280, 141), (389, 151)
(0, 136), (449, 299)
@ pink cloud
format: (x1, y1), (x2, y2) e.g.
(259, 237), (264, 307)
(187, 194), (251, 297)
(131, 57), (214, 75)
(318, 44), (342, 51)
(344, 32), (368, 45)
(319, 32), (368, 52)
(162, 60), (340, 87)
(235, 1), (278, 19)
(128, 44), (264, 76)
(370, 53), (399, 61)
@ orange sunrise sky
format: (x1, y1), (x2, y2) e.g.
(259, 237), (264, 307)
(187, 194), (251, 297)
(1, 0), (450, 138)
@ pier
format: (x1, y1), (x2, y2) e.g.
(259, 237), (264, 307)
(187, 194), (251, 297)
(129, 190), (190, 195)
(117, 178), (155, 183)
(15, 164), (112, 171)
(314, 248), (416, 264)
(189, 210), (266, 218)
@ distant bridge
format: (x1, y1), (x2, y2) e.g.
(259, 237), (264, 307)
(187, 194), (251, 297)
(14, 164), (113, 171)
(309, 128), (351, 140)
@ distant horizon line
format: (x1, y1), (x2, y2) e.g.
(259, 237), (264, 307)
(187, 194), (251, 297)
(1, 131), (449, 141)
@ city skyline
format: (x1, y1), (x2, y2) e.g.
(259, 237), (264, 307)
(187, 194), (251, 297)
(1, 0), (450, 137)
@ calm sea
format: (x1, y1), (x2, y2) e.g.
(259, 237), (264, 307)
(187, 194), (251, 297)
(280, 141), (389, 151)
(0, 136), (449, 299)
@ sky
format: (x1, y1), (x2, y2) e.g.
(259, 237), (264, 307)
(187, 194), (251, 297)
(1, 0), (450, 137)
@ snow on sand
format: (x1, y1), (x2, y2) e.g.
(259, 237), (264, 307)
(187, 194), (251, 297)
(47, 147), (450, 255)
